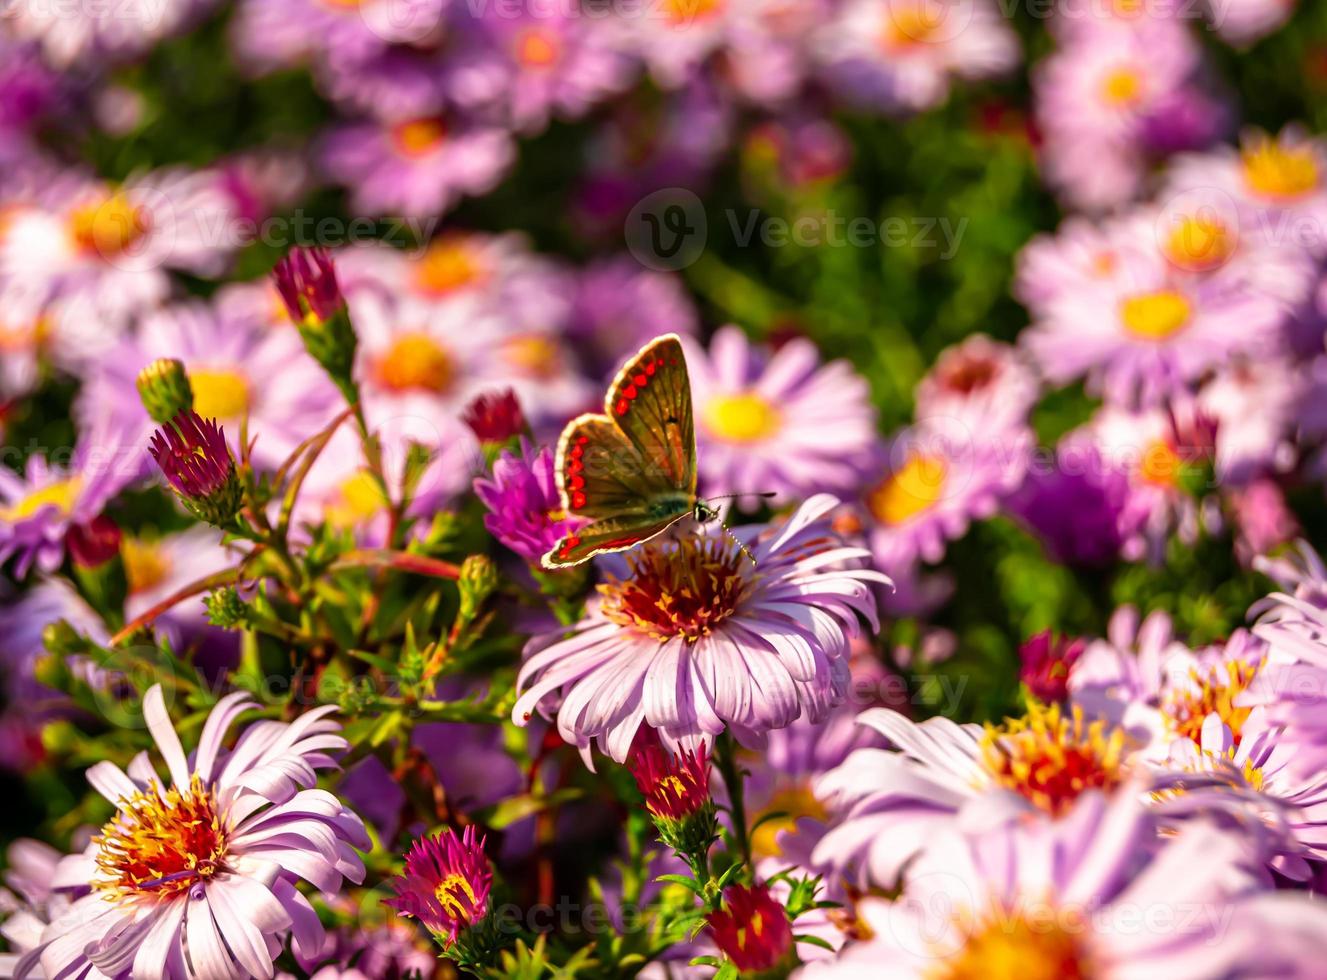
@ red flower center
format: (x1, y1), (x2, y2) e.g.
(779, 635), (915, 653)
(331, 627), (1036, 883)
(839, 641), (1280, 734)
(600, 537), (753, 643)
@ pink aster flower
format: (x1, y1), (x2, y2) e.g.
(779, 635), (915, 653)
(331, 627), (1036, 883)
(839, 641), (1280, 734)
(319, 115), (514, 218)
(16, 685), (368, 980)
(4, 0), (212, 66)
(913, 335), (1039, 435)
(229, 0), (447, 73)
(512, 495), (886, 765)
(1197, 360), (1303, 484)
(82, 300), (342, 471)
(1165, 127), (1327, 257)
(0, 169), (239, 376)
(0, 426), (136, 577)
(1208, 0), (1299, 46)
(120, 526), (239, 650)
(811, 701), (1139, 888)
(813, 0), (1019, 113)
(859, 417), (1028, 569)
(800, 794), (1289, 980)
(475, 441), (585, 564)
(385, 826), (492, 945)
(1014, 215), (1138, 315)
(685, 327), (878, 505)
(1022, 244), (1283, 406)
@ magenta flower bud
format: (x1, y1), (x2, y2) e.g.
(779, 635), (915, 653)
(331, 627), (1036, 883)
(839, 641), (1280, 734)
(66, 514), (123, 570)
(706, 884), (796, 976)
(272, 246), (344, 325)
(1019, 630), (1085, 704)
(148, 412), (241, 526)
(386, 826), (493, 946)
(462, 389), (527, 445)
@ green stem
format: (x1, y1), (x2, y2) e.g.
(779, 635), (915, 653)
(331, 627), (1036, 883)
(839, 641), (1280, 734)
(715, 733), (752, 876)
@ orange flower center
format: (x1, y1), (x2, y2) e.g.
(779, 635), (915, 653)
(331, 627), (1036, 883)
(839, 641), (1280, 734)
(122, 538), (172, 594)
(1163, 214), (1235, 272)
(502, 334), (562, 380)
(412, 237), (485, 297)
(981, 703), (1127, 817)
(662, 0), (723, 26)
(1119, 290), (1191, 340)
(933, 906), (1094, 980)
(69, 192), (148, 257)
(516, 27), (561, 67)
(600, 536), (753, 643)
(1163, 659), (1260, 745)
(1138, 439), (1182, 487)
(880, 3), (941, 47)
(1100, 67), (1143, 107)
(1242, 138), (1320, 200)
(868, 453), (948, 526)
(94, 777), (228, 903)
(377, 334), (455, 393)
(392, 118), (448, 158)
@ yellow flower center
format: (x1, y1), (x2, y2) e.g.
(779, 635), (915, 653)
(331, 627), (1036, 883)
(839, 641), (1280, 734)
(1242, 138), (1320, 200)
(703, 392), (782, 444)
(516, 27), (561, 67)
(600, 536), (753, 643)
(1100, 67), (1143, 107)
(981, 703), (1127, 817)
(503, 334), (562, 380)
(436, 872), (481, 922)
(750, 782), (828, 860)
(933, 907), (1094, 980)
(0, 316), (49, 353)
(326, 470), (389, 527)
(1119, 290), (1191, 341)
(69, 192), (148, 257)
(94, 776), (228, 904)
(867, 453), (948, 526)
(1163, 659), (1259, 746)
(377, 334), (455, 394)
(412, 238), (485, 297)
(662, 0), (723, 26)
(1163, 215), (1235, 272)
(122, 538), (172, 594)
(392, 118), (448, 158)
(0, 476), (82, 522)
(880, 4), (940, 46)
(188, 368), (251, 420)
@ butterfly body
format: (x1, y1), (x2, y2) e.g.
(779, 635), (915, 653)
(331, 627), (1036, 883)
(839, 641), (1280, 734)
(542, 334), (701, 569)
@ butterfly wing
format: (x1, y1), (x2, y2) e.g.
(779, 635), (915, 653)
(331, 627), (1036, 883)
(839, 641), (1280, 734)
(541, 335), (698, 569)
(602, 334), (696, 499)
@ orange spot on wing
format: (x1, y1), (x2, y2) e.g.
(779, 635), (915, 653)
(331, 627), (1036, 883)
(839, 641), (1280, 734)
(571, 490), (587, 508)
(615, 398), (629, 416)
(624, 384), (638, 399)
(633, 373), (648, 387)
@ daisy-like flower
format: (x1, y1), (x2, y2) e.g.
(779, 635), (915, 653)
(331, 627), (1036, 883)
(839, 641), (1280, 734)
(1014, 215), (1141, 316)
(17, 685), (368, 980)
(319, 115), (514, 218)
(470, 8), (635, 134)
(686, 327), (878, 505)
(1196, 359), (1303, 484)
(229, 0), (446, 73)
(813, 0), (1019, 113)
(799, 793), (1293, 980)
(121, 526), (238, 647)
(512, 495), (886, 765)
(1165, 127), (1327, 257)
(1022, 245), (1283, 406)
(860, 417), (1027, 570)
(0, 837), (78, 969)
(0, 169), (238, 376)
(1035, 22), (1225, 211)
(4, 0), (211, 66)
(913, 335), (1039, 435)
(385, 827), (492, 945)
(474, 441), (585, 564)
(811, 702), (1137, 888)
(0, 427), (136, 577)
(1151, 713), (1327, 881)
(81, 301), (342, 470)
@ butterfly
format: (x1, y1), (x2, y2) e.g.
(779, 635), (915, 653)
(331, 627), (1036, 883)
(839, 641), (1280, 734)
(541, 334), (718, 569)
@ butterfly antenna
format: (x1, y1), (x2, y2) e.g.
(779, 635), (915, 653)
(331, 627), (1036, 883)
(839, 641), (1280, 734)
(719, 519), (757, 566)
(706, 491), (778, 503)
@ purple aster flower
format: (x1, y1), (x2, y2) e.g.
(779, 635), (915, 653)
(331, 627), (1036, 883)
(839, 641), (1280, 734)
(319, 114), (514, 218)
(288, 913), (437, 980)
(230, 0), (447, 72)
(799, 794), (1297, 980)
(860, 418), (1028, 569)
(513, 495), (887, 765)
(16, 685), (368, 980)
(385, 826), (492, 944)
(0, 427), (136, 577)
(685, 327), (878, 506)
(570, 257), (699, 379)
(814, 0), (1019, 113)
(1165, 127), (1327, 258)
(1006, 441), (1133, 567)
(0, 38), (65, 131)
(474, 441), (585, 563)
(1022, 244), (1284, 407)
(79, 300), (342, 470)
(811, 701), (1138, 888)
